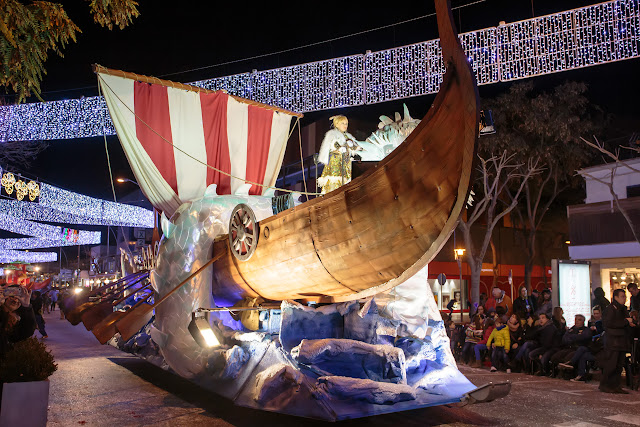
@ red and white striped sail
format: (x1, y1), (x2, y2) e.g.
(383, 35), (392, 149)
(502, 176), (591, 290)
(98, 72), (295, 217)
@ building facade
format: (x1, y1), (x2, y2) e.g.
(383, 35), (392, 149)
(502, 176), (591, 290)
(569, 157), (640, 302)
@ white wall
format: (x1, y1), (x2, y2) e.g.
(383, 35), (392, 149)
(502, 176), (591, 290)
(582, 159), (640, 204)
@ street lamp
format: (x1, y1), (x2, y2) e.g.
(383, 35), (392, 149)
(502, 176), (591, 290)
(454, 248), (465, 323)
(116, 177), (139, 186)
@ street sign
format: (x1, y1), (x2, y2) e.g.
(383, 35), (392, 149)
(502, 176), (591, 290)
(437, 273), (447, 286)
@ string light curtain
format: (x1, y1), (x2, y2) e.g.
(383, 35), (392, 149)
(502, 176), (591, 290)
(0, 0), (638, 142)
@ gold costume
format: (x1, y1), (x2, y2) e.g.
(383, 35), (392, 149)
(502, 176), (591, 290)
(319, 148), (353, 194)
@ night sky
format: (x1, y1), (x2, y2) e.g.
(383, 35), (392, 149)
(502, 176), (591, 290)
(10, 0), (640, 200)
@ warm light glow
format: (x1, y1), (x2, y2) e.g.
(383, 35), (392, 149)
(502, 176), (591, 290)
(565, 240), (570, 245)
(34, 266), (40, 271)
(74, 288), (83, 294)
(200, 328), (220, 347)
(454, 248), (465, 257)
(116, 178), (126, 183)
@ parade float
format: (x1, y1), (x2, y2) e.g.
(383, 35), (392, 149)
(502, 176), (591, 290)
(64, 0), (510, 420)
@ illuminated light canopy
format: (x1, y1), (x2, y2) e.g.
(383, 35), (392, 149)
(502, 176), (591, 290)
(0, 0), (638, 142)
(0, 250), (57, 263)
(0, 181), (153, 255)
(0, 184), (154, 228)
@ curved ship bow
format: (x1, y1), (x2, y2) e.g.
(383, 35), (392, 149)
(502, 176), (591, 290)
(211, 0), (480, 303)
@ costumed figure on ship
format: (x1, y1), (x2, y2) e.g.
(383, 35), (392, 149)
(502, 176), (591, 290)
(317, 115), (364, 194)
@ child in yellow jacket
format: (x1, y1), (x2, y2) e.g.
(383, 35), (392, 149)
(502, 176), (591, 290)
(487, 316), (511, 372)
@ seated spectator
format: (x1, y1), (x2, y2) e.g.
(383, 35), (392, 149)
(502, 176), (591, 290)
(507, 313), (524, 361)
(471, 317), (495, 368)
(0, 285), (36, 357)
(462, 315), (484, 364)
(485, 287), (513, 317)
(552, 314), (592, 371)
(559, 315), (601, 382)
(589, 305), (604, 336)
(476, 304), (486, 319)
(487, 316), (511, 372)
(470, 303), (486, 319)
(535, 289), (552, 318)
(513, 287), (535, 320)
(552, 306), (567, 336)
(510, 315), (540, 372)
(479, 293), (488, 311)
(529, 312), (560, 376)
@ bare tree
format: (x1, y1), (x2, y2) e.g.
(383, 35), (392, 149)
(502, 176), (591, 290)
(0, 140), (48, 170)
(482, 81), (597, 292)
(580, 136), (640, 244)
(458, 151), (542, 305)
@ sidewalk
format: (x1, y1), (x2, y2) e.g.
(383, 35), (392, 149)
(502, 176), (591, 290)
(42, 310), (241, 426)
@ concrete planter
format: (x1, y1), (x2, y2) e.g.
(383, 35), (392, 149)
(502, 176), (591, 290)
(0, 380), (49, 427)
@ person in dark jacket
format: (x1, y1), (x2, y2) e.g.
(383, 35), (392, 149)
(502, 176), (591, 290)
(552, 314), (592, 367)
(535, 289), (553, 318)
(509, 315), (539, 372)
(592, 287), (610, 311)
(30, 291), (48, 338)
(529, 312), (560, 375)
(589, 305), (604, 336)
(552, 306), (567, 337)
(628, 283), (640, 313)
(513, 287), (535, 320)
(599, 289), (635, 393)
(0, 285), (37, 357)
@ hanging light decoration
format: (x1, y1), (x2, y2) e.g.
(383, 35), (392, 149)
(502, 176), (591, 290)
(0, 0), (638, 142)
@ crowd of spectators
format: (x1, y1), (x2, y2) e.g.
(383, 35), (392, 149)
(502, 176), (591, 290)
(446, 285), (640, 394)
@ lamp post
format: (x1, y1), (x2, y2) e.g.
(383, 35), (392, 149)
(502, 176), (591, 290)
(116, 177), (139, 187)
(454, 248), (465, 323)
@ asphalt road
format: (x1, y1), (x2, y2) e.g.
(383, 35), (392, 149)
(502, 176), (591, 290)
(40, 310), (640, 426)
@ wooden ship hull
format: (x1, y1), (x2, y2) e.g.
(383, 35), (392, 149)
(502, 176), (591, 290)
(211, 0), (479, 303)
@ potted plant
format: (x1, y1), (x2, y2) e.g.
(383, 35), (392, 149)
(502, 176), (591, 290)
(0, 337), (57, 426)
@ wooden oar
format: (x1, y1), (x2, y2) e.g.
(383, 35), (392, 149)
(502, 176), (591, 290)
(66, 273), (149, 325)
(91, 286), (155, 345)
(82, 281), (154, 331)
(63, 271), (146, 311)
(115, 249), (227, 342)
(62, 271), (147, 312)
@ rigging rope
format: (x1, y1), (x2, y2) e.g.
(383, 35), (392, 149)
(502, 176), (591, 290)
(159, 0), (487, 79)
(98, 80), (138, 261)
(298, 122), (309, 202)
(98, 75), (321, 196)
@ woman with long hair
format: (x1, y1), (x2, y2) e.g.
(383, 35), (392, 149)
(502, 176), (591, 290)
(552, 306), (567, 335)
